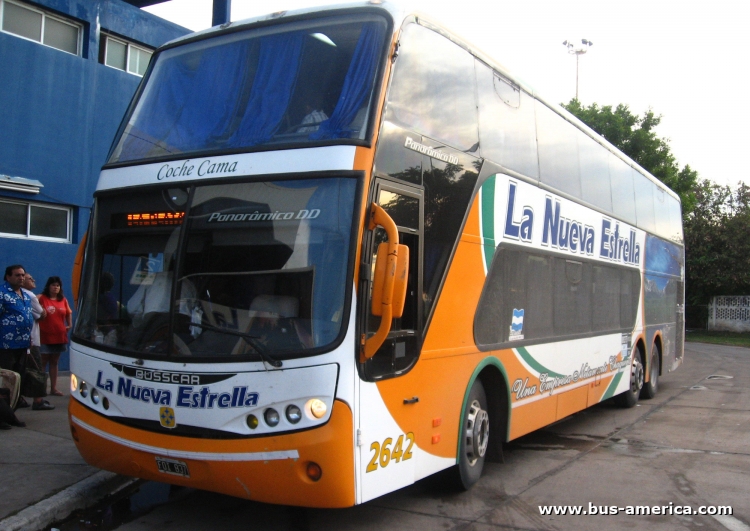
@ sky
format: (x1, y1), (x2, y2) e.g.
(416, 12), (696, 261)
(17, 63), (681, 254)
(144, 0), (750, 188)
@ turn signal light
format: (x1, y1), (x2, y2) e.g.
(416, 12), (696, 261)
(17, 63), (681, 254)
(306, 462), (322, 482)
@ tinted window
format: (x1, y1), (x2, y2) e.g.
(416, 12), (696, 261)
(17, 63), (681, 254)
(476, 61), (538, 178)
(609, 156), (637, 225)
(385, 23), (478, 151)
(553, 258), (591, 335)
(653, 186), (672, 239)
(110, 15), (388, 163)
(667, 196), (683, 243)
(634, 172), (656, 233)
(373, 121), (422, 185)
(422, 149), (479, 319)
(474, 246), (641, 347)
(536, 102), (581, 198)
(578, 132), (612, 212)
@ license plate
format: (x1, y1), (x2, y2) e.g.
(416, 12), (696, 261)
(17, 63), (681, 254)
(155, 457), (190, 477)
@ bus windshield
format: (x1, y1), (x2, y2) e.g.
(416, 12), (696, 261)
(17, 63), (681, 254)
(108, 15), (387, 164)
(74, 177), (358, 361)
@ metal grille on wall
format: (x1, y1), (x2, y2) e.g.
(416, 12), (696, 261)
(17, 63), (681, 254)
(709, 296), (750, 332)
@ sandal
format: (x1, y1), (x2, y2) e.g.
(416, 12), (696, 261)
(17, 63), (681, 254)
(50, 390), (64, 396)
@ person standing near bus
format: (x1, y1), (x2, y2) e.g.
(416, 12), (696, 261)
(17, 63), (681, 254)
(38, 277), (72, 397)
(0, 265), (33, 420)
(21, 272), (53, 410)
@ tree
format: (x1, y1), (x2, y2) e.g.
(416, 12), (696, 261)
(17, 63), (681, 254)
(563, 99), (698, 214)
(683, 180), (750, 304)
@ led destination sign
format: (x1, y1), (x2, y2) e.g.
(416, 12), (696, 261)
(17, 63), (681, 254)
(111, 211), (185, 229)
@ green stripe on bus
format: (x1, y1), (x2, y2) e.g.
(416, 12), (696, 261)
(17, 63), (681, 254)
(515, 346), (564, 378)
(601, 370), (625, 401)
(481, 175), (496, 271)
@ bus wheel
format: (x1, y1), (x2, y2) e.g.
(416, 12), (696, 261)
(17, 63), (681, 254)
(455, 379), (489, 490)
(614, 347), (644, 408)
(641, 346), (659, 399)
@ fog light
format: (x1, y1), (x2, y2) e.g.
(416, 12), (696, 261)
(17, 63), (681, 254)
(286, 405), (302, 424)
(309, 399), (327, 419)
(91, 388), (100, 405)
(246, 414), (259, 429)
(70, 374), (78, 393)
(264, 408), (280, 427)
(306, 462), (322, 482)
(80, 382), (88, 398)
(102, 397), (110, 410)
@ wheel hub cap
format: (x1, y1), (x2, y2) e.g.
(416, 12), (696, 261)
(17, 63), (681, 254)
(465, 399), (489, 465)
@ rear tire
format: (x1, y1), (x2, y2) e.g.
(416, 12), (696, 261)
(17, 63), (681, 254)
(453, 379), (489, 490)
(614, 346), (644, 408)
(640, 346), (659, 399)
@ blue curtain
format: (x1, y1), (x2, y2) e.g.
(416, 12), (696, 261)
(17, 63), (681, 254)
(311, 22), (385, 140)
(228, 32), (305, 147)
(118, 41), (252, 161)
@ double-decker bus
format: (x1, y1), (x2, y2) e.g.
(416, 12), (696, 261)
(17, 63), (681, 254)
(69, 1), (685, 507)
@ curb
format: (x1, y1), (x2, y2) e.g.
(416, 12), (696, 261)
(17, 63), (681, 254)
(0, 472), (138, 531)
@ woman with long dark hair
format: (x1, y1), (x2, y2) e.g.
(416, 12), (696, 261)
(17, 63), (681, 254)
(38, 277), (72, 397)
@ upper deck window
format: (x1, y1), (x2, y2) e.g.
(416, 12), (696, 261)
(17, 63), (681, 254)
(109, 14), (388, 164)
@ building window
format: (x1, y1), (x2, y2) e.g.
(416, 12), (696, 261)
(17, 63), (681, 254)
(0, 199), (71, 242)
(101, 33), (153, 76)
(0, 0), (80, 55)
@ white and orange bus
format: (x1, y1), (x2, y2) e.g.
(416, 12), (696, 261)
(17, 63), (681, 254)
(69, 1), (685, 507)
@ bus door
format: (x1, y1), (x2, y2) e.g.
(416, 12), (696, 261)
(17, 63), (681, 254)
(358, 179), (423, 501)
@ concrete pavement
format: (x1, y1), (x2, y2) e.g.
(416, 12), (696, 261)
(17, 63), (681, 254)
(0, 375), (136, 531)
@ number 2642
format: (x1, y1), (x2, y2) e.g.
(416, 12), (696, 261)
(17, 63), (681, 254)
(366, 432), (414, 473)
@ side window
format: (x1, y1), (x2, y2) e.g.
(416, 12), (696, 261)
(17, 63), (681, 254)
(609, 157), (637, 225)
(536, 101), (581, 198)
(666, 196), (683, 243)
(633, 172), (656, 233)
(474, 246), (642, 348)
(385, 23), (478, 151)
(476, 60), (539, 179)
(578, 132), (612, 212)
(362, 182), (423, 381)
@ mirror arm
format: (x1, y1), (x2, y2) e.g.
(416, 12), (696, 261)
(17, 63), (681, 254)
(362, 204), (400, 362)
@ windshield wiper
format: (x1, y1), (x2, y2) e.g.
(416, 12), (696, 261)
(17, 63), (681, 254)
(191, 322), (283, 368)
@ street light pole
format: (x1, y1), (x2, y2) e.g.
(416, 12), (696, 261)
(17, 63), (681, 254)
(563, 39), (593, 100)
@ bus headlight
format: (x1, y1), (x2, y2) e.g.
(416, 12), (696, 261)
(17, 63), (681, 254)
(285, 404), (302, 424)
(246, 414), (259, 429)
(80, 381), (88, 398)
(264, 408), (280, 427)
(91, 388), (100, 405)
(308, 399), (327, 419)
(70, 374), (78, 393)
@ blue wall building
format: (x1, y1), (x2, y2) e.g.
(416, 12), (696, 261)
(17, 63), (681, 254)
(0, 0), (189, 369)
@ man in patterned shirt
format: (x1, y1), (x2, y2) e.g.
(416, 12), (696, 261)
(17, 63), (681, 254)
(1, 265), (36, 419)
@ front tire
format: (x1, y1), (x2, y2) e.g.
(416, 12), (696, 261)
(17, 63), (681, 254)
(614, 346), (644, 408)
(454, 379), (489, 490)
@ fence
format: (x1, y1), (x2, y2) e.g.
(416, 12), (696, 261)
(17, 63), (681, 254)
(708, 296), (750, 332)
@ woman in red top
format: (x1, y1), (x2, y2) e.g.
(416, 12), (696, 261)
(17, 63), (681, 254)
(38, 277), (72, 396)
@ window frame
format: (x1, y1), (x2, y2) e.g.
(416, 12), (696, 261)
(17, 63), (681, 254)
(101, 32), (153, 77)
(0, 198), (72, 243)
(0, 0), (81, 56)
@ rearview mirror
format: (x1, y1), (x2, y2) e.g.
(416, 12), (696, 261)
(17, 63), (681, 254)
(371, 242), (409, 318)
